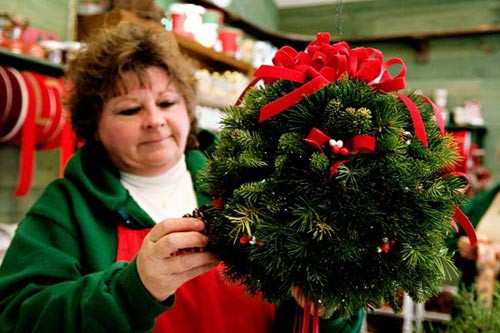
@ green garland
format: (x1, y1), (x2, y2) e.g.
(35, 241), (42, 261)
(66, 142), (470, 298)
(432, 284), (500, 333)
(198, 71), (467, 318)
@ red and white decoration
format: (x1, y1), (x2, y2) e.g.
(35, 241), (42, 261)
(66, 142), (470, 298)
(0, 66), (76, 197)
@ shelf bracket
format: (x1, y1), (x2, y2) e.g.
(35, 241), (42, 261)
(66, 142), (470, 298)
(413, 37), (430, 64)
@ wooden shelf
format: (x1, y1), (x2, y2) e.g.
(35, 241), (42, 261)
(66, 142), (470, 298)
(77, 9), (254, 77)
(0, 48), (64, 77)
(174, 35), (254, 76)
(445, 124), (487, 133)
(186, 0), (314, 49)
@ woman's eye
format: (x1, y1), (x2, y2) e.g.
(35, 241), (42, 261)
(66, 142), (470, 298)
(159, 100), (176, 108)
(119, 107), (141, 115)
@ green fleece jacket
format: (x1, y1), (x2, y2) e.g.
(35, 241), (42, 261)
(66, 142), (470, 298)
(0, 133), (363, 333)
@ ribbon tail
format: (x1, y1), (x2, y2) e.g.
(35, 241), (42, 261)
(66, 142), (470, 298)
(329, 159), (349, 180)
(302, 302), (311, 333)
(397, 94), (428, 147)
(254, 65), (306, 83)
(312, 304), (320, 333)
(294, 306), (302, 333)
(259, 76), (330, 122)
(422, 95), (445, 136)
(236, 76), (261, 106)
(453, 206), (477, 247)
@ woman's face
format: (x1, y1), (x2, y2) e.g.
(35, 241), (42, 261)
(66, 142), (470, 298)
(97, 66), (190, 176)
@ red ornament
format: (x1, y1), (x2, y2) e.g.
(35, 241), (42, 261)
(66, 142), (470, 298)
(240, 235), (250, 245)
(380, 243), (390, 253)
(213, 197), (224, 210)
(23, 42), (46, 58)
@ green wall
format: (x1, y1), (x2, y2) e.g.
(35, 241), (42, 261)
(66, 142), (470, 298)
(0, 0), (76, 41)
(213, 0), (279, 31)
(156, 0), (279, 32)
(279, 0), (500, 185)
(278, 0), (500, 40)
(0, 148), (60, 224)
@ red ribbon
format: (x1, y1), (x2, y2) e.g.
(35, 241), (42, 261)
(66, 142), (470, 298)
(421, 95), (445, 136)
(304, 127), (331, 154)
(440, 171), (477, 246)
(15, 73), (37, 197)
(397, 94), (428, 147)
(304, 127), (376, 179)
(453, 206), (477, 247)
(292, 288), (320, 333)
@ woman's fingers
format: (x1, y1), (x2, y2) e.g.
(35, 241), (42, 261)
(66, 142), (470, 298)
(147, 218), (205, 242)
(137, 250), (219, 301)
(152, 231), (209, 259)
(136, 217), (219, 301)
(144, 217), (209, 259)
(157, 251), (218, 275)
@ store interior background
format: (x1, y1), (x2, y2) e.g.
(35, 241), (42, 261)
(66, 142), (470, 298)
(0, 0), (499, 331)
(1, 0), (499, 222)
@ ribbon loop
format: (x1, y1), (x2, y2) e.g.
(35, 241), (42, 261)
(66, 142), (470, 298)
(349, 134), (376, 153)
(304, 127), (331, 153)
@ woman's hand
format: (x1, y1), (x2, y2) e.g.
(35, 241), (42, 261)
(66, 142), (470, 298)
(136, 217), (220, 302)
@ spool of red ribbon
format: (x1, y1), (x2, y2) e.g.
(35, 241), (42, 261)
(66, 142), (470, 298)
(0, 66), (76, 197)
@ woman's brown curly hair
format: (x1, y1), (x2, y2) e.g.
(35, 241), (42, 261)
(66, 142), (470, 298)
(65, 21), (200, 150)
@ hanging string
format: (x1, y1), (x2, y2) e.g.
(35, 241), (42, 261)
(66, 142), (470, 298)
(335, 0), (343, 41)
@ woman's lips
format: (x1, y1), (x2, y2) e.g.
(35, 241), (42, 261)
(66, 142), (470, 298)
(142, 136), (170, 145)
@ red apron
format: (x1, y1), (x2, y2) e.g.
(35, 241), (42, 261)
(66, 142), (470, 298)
(116, 224), (276, 333)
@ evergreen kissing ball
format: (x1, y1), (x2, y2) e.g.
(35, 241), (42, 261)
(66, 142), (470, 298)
(198, 33), (476, 318)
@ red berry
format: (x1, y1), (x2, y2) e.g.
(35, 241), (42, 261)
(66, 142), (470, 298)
(339, 147), (350, 156)
(381, 243), (390, 253)
(213, 197), (224, 210)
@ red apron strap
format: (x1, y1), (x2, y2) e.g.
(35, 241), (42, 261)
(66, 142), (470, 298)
(116, 223), (150, 262)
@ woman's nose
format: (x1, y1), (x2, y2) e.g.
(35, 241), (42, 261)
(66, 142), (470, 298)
(144, 105), (165, 128)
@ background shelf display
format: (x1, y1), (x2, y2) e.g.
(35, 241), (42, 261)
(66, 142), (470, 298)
(77, 9), (255, 77)
(0, 48), (64, 77)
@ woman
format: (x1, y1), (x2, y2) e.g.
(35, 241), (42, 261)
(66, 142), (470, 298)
(0, 22), (363, 332)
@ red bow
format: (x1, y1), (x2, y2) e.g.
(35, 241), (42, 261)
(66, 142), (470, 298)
(237, 32), (447, 148)
(304, 127), (376, 180)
